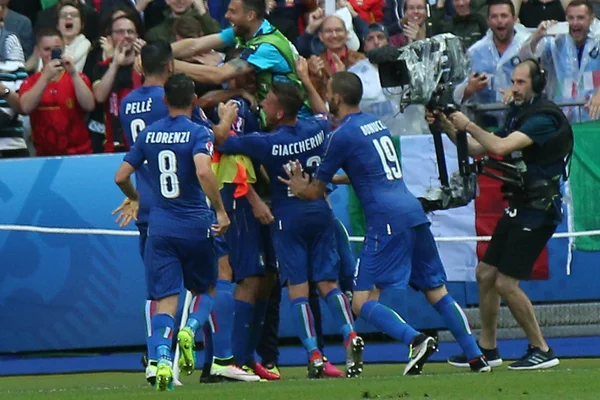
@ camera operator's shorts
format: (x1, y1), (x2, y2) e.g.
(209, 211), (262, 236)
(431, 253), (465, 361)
(354, 223), (447, 292)
(482, 215), (557, 280)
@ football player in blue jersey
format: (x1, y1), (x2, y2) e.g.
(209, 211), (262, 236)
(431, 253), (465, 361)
(280, 72), (491, 375)
(114, 74), (236, 391)
(212, 80), (364, 379)
(113, 41), (257, 385)
(201, 51), (282, 381)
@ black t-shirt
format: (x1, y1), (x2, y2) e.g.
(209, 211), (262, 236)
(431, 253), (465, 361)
(519, 0), (566, 28)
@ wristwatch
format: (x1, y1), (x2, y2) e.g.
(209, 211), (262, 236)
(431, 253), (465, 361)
(0, 87), (10, 98)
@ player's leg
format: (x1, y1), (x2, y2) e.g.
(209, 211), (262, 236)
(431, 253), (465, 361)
(138, 223), (160, 385)
(333, 217), (357, 297)
(256, 269), (282, 377)
(176, 237), (218, 377)
(492, 223), (559, 370)
(351, 230), (436, 376)
(409, 224), (489, 373)
(144, 235), (185, 391)
(312, 221), (362, 378)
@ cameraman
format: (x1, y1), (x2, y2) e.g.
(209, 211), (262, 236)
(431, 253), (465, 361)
(429, 59), (571, 370)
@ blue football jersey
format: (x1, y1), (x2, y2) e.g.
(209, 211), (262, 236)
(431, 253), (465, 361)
(316, 112), (429, 234)
(120, 85), (169, 224)
(124, 115), (215, 239)
(218, 114), (330, 218)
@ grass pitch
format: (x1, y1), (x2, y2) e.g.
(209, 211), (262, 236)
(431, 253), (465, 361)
(2, 359), (599, 400)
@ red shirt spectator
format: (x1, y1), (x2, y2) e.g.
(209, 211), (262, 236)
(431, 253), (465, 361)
(19, 29), (95, 157)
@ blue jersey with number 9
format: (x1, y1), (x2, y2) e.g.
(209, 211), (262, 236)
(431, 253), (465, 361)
(316, 112), (429, 234)
(120, 86), (170, 224)
(124, 115), (215, 239)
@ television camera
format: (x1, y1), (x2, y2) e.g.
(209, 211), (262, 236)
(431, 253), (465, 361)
(367, 34), (524, 212)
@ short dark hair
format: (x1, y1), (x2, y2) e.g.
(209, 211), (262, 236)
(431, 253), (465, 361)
(241, 0), (266, 20)
(487, 0), (515, 16)
(100, 5), (144, 36)
(164, 74), (196, 109)
(331, 72), (363, 106)
(111, 15), (138, 33)
(173, 16), (204, 39)
(271, 81), (304, 118)
(566, 0), (594, 15)
(56, 0), (85, 31)
(36, 28), (63, 45)
(141, 40), (173, 76)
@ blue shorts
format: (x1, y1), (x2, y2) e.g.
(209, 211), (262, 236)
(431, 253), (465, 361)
(354, 223), (447, 292)
(137, 222), (148, 260)
(214, 233), (229, 259)
(272, 215), (340, 286)
(226, 198), (266, 282)
(144, 235), (218, 300)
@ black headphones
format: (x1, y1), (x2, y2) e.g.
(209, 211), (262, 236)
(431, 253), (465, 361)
(524, 58), (546, 94)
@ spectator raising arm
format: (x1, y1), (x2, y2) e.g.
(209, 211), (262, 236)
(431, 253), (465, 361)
(20, 59), (62, 115)
(93, 43), (134, 103)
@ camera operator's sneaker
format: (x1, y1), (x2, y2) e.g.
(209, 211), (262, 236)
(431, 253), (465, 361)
(508, 345), (559, 370)
(448, 345), (503, 368)
(403, 334), (437, 376)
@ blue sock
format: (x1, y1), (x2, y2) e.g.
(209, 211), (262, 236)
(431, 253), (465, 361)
(360, 300), (419, 346)
(434, 294), (481, 360)
(324, 288), (355, 344)
(290, 297), (319, 355)
(232, 299), (254, 364)
(144, 300), (157, 361)
(151, 313), (175, 364)
(212, 280), (235, 360)
(246, 299), (269, 364)
(186, 294), (214, 335)
(202, 319), (214, 365)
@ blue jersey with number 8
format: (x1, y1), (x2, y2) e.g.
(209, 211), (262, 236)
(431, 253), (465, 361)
(316, 112), (429, 234)
(124, 115), (215, 239)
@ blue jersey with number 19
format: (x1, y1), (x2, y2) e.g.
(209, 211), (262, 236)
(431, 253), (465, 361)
(316, 112), (429, 234)
(120, 86), (170, 224)
(124, 115), (215, 239)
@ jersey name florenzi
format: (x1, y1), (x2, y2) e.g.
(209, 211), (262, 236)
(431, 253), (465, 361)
(124, 97), (153, 115)
(271, 130), (325, 156)
(145, 131), (191, 144)
(360, 120), (386, 136)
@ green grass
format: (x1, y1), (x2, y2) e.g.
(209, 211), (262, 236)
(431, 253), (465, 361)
(2, 359), (600, 400)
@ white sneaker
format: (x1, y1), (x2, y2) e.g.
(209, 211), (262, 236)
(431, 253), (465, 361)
(210, 363), (261, 382)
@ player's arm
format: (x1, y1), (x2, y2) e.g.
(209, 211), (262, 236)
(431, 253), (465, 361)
(211, 100), (240, 145)
(197, 88), (247, 110)
(448, 112), (533, 156)
(278, 160), (328, 200)
(194, 152), (230, 235)
(171, 33), (226, 60)
(114, 161), (140, 224)
(245, 184), (275, 225)
(174, 58), (255, 85)
(295, 56), (328, 114)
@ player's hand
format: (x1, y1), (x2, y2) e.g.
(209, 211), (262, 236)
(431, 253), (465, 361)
(241, 90), (259, 113)
(295, 56), (310, 82)
(499, 88), (515, 104)
(448, 112), (471, 132)
(251, 197), (275, 225)
(277, 159), (310, 196)
(212, 210), (230, 236)
(195, 50), (223, 67)
(218, 100), (239, 126)
(308, 55), (324, 77)
(112, 198), (139, 228)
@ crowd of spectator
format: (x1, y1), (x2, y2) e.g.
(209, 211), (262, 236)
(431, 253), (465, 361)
(1, 0), (600, 158)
